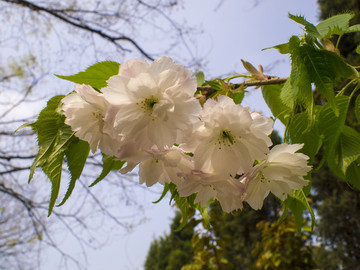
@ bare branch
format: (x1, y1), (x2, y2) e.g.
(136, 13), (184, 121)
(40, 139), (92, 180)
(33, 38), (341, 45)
(2, 0), (155, 60)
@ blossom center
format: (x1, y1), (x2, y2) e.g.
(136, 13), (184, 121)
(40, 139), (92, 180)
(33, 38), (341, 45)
(139, 96), (159, 115)
(258, 171), (270, 184)
(215, 129), (236, 149)
(92, 111), (105, 130)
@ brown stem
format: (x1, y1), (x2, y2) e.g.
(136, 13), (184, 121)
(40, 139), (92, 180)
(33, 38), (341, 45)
(197, 77), (288, 96)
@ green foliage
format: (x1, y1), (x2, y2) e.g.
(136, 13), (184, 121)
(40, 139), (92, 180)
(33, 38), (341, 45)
(27, 96), (89, 215)
(283, 36), (314, 117)
(288, 13), (321, 38)
(56, 61), (120, 89)
(89, 154), (125, 187)
(285, 189), (315, 232)
(316, 12), (360, 37)
(355, 94), (360, 122)
(287, 111), (322, 162)
(24, 60), (124, 215)
(263, 43), (290, 54)
(318, 95), (350, 178)
(195, 71), (205, 87)
(261, 84), (291, 124)
(58, 138), (90, 206)
(261, 12), (360, 231)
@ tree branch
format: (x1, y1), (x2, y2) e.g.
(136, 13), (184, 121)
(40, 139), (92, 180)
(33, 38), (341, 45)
(197, 77), (288, 96)
(2, 0), (154, 60)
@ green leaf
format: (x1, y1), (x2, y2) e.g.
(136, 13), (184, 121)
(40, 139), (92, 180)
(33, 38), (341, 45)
(42, 151), (65, 216)
(300, 45), (339, 115)
(288, 13), (320, 38)
(339, 126), (360, 173)
(355, 94), (360, 122)
(345, 157), (360, 190)
(318, 96), (350, 178)
(203, 80), (223, 91)
(232, 92), (245, 104)
(28, 95), (65, 182)
(46, 125), (74, 162)
(165, 183), (198, 232)
(89, 154), (125, 187)
(27, 95), (92, 214)
(277, 204), (289, 225)
(199, 206), (210, 228)
(195, 71), (205, 87)
(316, 13), (354, 38)
(153, 184), (170, 204)
(262, 43), (290, 54)
(56, 61), (120, 89)
(347, 24), (360, 33)
(318, 96), (349, 150)
(58, 139), (90, 206)
(32, 95), (66, 145)
(261, 83), (291, 124)
(29, 136), (57, 182)
(356, 44), (360, 55)
(286, 189), (315, 232)
(15, 123), (32, 133)
(306, 47), (357, 106)
(283, 36), (313, 117)
(287, 111), (322, 162)
(279, 79), (295, 109)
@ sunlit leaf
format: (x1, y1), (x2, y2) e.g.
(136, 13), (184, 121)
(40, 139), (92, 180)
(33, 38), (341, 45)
(262, 43), (290, 54)
(286, 189), (315, 232)
(56, 61), (120, 89)
(316, 12), (354, 38)
(287, 111), (322, 162)
(283, 36), (313, 119)
(261, 83), (291, 124)
(288, 13), (320, 38)
(232, 92), (245, 104)
(195, 71), (205, 87)
(153, 183), (170, 204)
(42, 151), (65, 216)
(89, 154), (125, 187)
(58, 139), (90, 206)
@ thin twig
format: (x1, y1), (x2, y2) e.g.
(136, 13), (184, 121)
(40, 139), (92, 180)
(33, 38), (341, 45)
(197, 77), (288, 95)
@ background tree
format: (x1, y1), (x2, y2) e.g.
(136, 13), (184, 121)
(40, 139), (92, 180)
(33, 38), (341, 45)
(0, 1), (199, 269)
(144, 211), (195, 270)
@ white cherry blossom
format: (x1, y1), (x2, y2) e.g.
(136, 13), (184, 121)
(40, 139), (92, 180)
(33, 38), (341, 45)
(243, 143), (311, 210)
(176, 167), (245, 212)
(61, 84), (120, 155)
(183, 95), (273, 176)
(102, 57), (201, 150)
(139, 146), (192, 187)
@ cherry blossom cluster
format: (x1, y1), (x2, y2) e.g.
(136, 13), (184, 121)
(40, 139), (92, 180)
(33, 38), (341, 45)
(61, 57), (311, 212)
